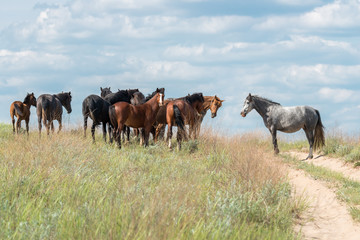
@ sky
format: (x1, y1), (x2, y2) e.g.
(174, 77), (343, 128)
(1, 0), (360, 136)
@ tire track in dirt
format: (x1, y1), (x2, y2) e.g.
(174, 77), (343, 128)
(285, 152), (360, 240)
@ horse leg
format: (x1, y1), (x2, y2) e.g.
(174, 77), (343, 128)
(155, 124), (163, 142)
(176, 127), (183, 151)
(108, 123), (113, 143)
(140, 128), (145, 146)
(51, 122), (55, 134)
(304, 128), (314, 160)
(57, 119), (62, 133)
(45, 119), (50, 135)
(25, 118), (30, 136)
(116, 124), (124, 149)
(38, 116), (42, 137)
(15, 119), (20, 134)
(270, 128), (279, 154)
(91, 122), (96, 143)
(83, 115), (88, 138)
(126, 126), (130, 142)
(167, 124), (173, 149)
(12, 117), (15, 134)
(102, 122), (107, 143)
(144, 127), (151, 147)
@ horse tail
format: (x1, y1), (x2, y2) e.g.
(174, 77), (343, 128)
(314, 109), (325, 151)
(173, 104), (184, 131)
(109, 105), (118, 130)
(14, 104), (24, 117)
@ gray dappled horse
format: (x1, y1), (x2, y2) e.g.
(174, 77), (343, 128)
(240, 93), (325, 159)
(37, 92), (72, 135)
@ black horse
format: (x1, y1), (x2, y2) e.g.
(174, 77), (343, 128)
(82, 88), (138, 143)
(82, 94), (112, 143)
(37, 92), (72, 135)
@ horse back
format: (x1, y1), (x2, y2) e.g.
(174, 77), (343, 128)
(37, 94), (62, 120)
(271, 105), (318, 132)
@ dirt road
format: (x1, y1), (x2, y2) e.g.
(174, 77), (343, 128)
(286, 152), (360, 240)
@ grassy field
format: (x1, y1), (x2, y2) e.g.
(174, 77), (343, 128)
(0, 124), (301, 239)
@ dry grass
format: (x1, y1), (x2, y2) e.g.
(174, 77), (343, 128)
(0, 124), (300, 239)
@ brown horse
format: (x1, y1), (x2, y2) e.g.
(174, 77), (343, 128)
(10, 93), (37, 135)
(194, 95), (224, 136)
(154, 95), (224, 141)
(109, 88), (164, 148)
(166, 93), (204, 150)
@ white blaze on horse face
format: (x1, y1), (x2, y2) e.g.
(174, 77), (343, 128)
(241, 100), (253, 117)
(158, 93), (164, 106)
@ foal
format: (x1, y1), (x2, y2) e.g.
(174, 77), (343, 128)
(10, 93), (37, 135)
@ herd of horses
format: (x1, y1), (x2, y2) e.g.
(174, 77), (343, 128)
(10, 89), (325, 159)
(10, 88), (224, 150)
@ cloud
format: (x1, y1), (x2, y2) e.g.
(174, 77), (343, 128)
(318, 87), (359, 103)
(0, 49), (71, 71)
(256, 0), (360, 31)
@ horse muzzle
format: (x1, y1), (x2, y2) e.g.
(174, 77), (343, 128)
(241, 111), (246, 117)
(211, 112), (216, 118)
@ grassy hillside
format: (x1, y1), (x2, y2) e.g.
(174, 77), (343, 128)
(0, 124), (301, 239)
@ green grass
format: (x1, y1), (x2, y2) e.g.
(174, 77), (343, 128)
(0, 124), (302, 239)
(281, 153), (360, 222)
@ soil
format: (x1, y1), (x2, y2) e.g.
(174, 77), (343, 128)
(286, 152), (360, 240)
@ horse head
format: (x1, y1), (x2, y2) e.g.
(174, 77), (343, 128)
(61, 91), (72, 114)
(24, 92), (37, 107)
(156, 88), (165, 106)
(241, 93), (254, 117)
(100, 87), (112, 98)
(209, 95), (224, 118)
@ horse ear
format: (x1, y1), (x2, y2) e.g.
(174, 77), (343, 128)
(248, 93), (252, 101)
(100, 87), (103, 91)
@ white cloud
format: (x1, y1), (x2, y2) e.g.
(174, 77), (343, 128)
(0, 49), (71, 71)
(318, 87), (359, 103)
(257, 0), (360, 31)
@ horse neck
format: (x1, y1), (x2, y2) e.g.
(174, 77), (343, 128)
(54, 93), (67, 106)
(253, 97), (277, 117)
(145, 94), (160, 111)
(21, 102), (32, 110)
(201, 96), (213, 112)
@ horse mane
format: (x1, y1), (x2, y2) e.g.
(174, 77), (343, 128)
(145, 88), (164, 102)
(23, 93), (33, 104)
(54, 92), (71, 103)
(145, 91), (157, 102)
(185, 93), (204, 104)
(252, 95), (281, 106)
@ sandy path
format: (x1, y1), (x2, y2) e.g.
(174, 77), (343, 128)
(286, 153), (360, 240)
(289, 151), (360, 182)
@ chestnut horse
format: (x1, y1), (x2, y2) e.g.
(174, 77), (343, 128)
(10, 93), (37, 135)
(109, 88), (165, 148)
(166, 93), (204, 150)
(154, 95), (224, 141)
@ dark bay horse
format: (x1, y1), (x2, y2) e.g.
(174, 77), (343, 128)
(240, 93), (325, 159)
(10, 93), (37, 135)
(104, 89), (137, 105)
(166, 93), (204, 150)
(37, 92), (72, 135)
(82, 94), (112, 143)
(109, 88), (165, 148)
